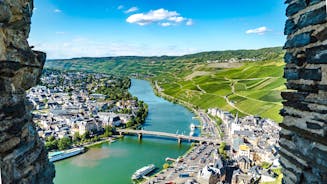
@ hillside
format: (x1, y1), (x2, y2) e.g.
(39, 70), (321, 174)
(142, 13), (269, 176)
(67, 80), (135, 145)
(45, 47), (286, 122)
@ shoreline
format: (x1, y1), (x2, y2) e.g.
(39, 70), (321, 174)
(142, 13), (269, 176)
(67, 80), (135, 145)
(151, 80), (205, 133)
(83, 137), (118, 148)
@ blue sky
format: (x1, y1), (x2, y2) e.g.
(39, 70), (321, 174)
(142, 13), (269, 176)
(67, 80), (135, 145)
(29, 0), (286, 59)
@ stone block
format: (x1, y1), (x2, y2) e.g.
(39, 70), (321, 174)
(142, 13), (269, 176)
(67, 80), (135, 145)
(298, 7), (327, 29)
(284, 52), (296, 63)
(308, 0), (325, 5)
(299, 68), (322, 81)
(313, 27), (327, 41)
(286, 1), (306, 16)
(285, 18), (297, 35)
(0, 2), (11, 23)
(285, 82), (327, 93)
(284, 68), (322, 81)
(306, 121), (322, 129)
(306, 45), (327, 64)
(281, 91), (309, 102)
(284, 31), (317, 49)
(284, 68), (299, 80)
(280, 122), (327, 145)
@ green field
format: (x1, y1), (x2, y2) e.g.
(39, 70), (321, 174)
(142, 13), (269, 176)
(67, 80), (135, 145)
(45, 47), (286, 122)
(155, 60), (286, 122)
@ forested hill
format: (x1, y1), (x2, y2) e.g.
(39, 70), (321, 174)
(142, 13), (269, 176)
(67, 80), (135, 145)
(45, 47), (283, 76)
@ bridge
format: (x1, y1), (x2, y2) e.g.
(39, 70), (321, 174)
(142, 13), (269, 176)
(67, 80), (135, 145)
(116, 129), (221, 145)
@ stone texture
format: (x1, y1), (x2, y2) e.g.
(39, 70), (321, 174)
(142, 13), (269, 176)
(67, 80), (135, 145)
(0, 0), (55, 184)
(284, 19), (297, 35)
(298, 7), (326, 28)
(284, 31), (317, 49)
(285, 6), (326, 36)
(307, 45), (327, 64)
(286, 1), (306, 16)
(280, 0), (327, 183)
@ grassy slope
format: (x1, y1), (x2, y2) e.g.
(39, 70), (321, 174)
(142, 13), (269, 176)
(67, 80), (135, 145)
(155, 60), (285, 122)
(45, 47), (285, 122)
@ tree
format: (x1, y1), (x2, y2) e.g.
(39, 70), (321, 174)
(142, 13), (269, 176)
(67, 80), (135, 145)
(58, 137), (72, 150)
(218, 142), (227, 159)
(81, 131), (90, 141)
(45, 140), (58, 151)
(73, 132), (81, 142)
(261, 162), (272, 169)
(163, 163), (170, 169)
(126, 120), (134, 128)
(103, 126), (113, 137)
(92, 135), (100, 142)
(47, 135), (55, 142)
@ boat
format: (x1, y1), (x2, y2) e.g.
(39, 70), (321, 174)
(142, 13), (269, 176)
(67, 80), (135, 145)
(189, 130), (196, 137)
(190, 123), (196, 131)
(131, 164), (156, 180)
(48, 147), (85, 162)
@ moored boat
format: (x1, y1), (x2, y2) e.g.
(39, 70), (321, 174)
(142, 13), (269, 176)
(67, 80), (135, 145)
(131, 164), (156, 180)
(48, 147), (85, 162)
(190, 123), (196, 131)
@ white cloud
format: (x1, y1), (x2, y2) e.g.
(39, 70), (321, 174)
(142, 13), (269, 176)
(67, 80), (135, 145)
(186, 19), (193, 26)
(126, 8), (191, 26)
(168, 16), (185, 23)
(117, 5), (124, 10)
(160, 22), (172, 27)
(54, 9), (62, 13)
(125, 7), (138, 14)
(246, 26), (269, 35)
(30, 38), (199, 59)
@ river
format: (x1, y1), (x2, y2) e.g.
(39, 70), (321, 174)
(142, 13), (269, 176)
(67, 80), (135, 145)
(54, 79), (200, 184)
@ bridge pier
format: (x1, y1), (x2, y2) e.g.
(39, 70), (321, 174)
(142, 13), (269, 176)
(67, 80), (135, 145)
(119, 132), (123, 136)
(178, 138), (181, 144)
(138, 133), (142, 140)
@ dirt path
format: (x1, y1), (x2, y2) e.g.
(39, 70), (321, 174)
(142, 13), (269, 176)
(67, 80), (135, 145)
(222, 77), (280, 115)
(196, 85), (206, 94)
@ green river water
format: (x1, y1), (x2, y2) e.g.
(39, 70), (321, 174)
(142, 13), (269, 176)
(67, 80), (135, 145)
(54, 79), (200, 184)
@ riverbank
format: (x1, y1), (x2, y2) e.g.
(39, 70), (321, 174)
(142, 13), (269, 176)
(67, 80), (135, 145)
(152, 80), (197, 113)
(152, 80), (222, 140)
(83, 137), (118, 148)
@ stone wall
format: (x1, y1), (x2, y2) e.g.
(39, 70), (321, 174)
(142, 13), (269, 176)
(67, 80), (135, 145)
(0, 0), (55, 183)
(280, 0), (327, 183)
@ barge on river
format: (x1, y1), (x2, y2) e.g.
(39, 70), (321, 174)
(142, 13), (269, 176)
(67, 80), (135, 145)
(48, 147), (85, 162)
(132, 164), (156, 180)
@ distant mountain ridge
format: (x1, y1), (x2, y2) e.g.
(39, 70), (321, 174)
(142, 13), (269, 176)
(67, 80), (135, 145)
(45, 46), (283, 76)
(47, 46), (283, 62)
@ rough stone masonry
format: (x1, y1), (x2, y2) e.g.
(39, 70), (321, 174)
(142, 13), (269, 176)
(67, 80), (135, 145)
(0, 0), (326, 183)
(280, 0), (327, 183)
(0, 0), (55, 183)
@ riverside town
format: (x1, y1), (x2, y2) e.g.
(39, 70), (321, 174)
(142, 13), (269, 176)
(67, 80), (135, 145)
(0, 0), (326, 184)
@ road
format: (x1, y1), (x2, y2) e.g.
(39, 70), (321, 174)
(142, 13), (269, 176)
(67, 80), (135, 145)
(145, 144), (217, 184)
(197, 110), (221, 140)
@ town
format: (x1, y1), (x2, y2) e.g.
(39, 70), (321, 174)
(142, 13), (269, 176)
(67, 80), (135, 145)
(27, 70), (148, 150)
(27, 70), (282, 183)
(145, 109), (281, 184)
